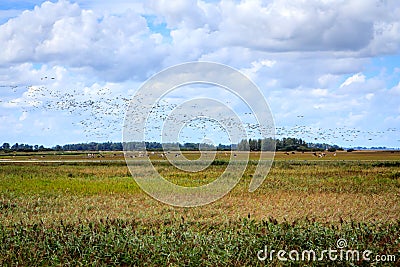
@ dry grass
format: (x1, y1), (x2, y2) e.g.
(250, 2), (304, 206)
(2, 190), (397, 227)
(1, 154), (399, 226)
(1, 153), (399, 266)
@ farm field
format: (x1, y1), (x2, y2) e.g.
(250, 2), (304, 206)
(1, 149), (400, 161)
(0, 151), (399, 266)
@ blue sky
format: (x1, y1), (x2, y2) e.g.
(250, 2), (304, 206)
(0, 0), (399, 148)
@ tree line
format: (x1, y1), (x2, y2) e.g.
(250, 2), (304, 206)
(237, 137), (341, 152)
(0, 138), (342, 152)
(0, 141), (231, 152)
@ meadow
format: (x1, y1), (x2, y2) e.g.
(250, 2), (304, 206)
(0, 151), (399, 266)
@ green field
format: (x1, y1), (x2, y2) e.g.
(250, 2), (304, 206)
(0, 151), (399, 266)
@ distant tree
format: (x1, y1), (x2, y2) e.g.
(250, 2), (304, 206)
(237, 139), (249, 151)
(249, 139), (258, 151)
(261, 138), (275, 151)
(297, 145), (308, 152)
(11, 143), (19, 151)
(19, 144), (33, 151)
(2, 143), (10, 150)
(217, 144), (231, 151)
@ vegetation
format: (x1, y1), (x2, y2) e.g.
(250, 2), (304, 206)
(0, 151), (399, 265)
(1, 218), (399, 266)
(0, 137), (346, 152)
(237, 137), (342, 152)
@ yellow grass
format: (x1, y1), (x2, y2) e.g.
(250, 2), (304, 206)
(1, 151), (399, 226)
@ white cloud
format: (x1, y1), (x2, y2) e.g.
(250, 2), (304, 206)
(340, 73), (366, 88)
(318, 74), (340, 88)
(240, 59), (276, 80)
(0, 1), (166, 81)
(365, 93), (374, 100)
(19, 111), (28, 121)
(146, 0), (209, 29)
(206, 0), (385, 53)
(1, 0), (400, 147)
(390, 82), (400, 95)
(310, 89), (329, 97)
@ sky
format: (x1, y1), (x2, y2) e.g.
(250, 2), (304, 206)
(0, 0), (399, 148)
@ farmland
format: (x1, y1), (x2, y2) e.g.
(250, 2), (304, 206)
(0, 151), (399, 265)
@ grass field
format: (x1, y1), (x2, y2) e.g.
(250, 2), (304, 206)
(0, 151), (399, 265)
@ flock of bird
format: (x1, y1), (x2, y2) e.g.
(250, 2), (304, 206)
(1, 79), (399, 147)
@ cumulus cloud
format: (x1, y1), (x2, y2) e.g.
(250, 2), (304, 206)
(1, 0), (400, 147)
(0, 0), (167, 81)
(146, 0), (209, 29)
(215, 0), (373, 52)
(145, 0), (400, 61)
(2, 0), (400, 83)
(153, 0), (399, 55)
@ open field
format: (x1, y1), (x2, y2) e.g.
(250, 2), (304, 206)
(0, 151), (399, 265)
(1, 149), (400, 162)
